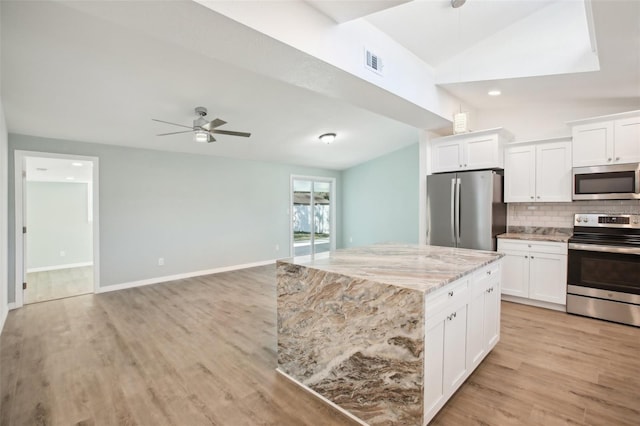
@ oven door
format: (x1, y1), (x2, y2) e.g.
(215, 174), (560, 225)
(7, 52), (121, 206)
(568, 243), (640, 295)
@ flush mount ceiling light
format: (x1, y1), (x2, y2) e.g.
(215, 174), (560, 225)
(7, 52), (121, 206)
(488, 90), (502, 96)
(451, 0), (466, 8)
(319, 133), (336, 144)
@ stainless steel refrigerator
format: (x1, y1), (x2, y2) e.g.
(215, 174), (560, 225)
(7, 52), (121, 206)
(427, 170), (506, 251)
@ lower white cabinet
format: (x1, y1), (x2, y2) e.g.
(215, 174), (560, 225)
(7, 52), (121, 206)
(498, 239), (567, 307)
(467, 263), (500, 370)
(424, 262), (502, 424)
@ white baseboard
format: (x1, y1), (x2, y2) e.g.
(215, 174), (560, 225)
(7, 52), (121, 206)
(276, 369), (369, 426)
(8, 302), (16, 310)
(96, 259), (276, 294)
(501, 295), (566, 312)
(27, 262), (93, 273)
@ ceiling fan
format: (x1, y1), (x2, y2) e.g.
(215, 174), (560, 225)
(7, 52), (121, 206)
(153, 107), (251, 143)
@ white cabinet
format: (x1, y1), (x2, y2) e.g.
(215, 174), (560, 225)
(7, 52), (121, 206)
(430, 128), (513, 174)
(569, 111), (640, 167)
(466, 263), (500, 370)
(498, 239), (567, 307)
(424, 262), (502, 424)
(424, 279), (468, 415)
(504, 139), (572, 202)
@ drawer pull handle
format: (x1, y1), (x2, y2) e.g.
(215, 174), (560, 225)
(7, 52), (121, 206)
(531, 256), (535, 259)
(448, 291), (454, 297)
(486, 270), (492, 275)
(524, 255), (528, 259)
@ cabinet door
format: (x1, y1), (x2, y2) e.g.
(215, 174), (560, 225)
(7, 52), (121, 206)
(572, 122), (613, 167)
(536, 141), (572, 202)
(504, 145), (535, 202)
(432, 141), (462, 173)
(424, 316), (446, 413)
(466, 284), (486, 369)
(464, 135), (501, 170)
(501, 250), (529, 297)
(484, 278), (501, 349)
(614, 117), (640, 164)
(443, 304), (468, 392)
(529, 252), (567, 305)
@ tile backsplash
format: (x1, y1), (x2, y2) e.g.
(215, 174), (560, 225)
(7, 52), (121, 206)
(507, 200), (640, 228)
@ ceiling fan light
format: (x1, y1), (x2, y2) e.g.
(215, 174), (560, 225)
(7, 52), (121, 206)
(319, 133), (336, 144)
(194, 131), (209, 143)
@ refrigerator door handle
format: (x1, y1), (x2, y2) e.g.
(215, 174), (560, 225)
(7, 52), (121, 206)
(455, 178), (461, 244)
(450, 178), (456, 245)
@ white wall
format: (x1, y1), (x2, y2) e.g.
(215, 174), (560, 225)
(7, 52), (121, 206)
(26, 182), (93, 270)
(475, 99), (640, 142)
(8, 133), (342, 304)
(0, 100), (8, 331)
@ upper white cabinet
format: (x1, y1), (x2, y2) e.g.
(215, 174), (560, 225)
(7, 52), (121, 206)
(504, 138), (572, 202)
(569, 111), (640, 167)
(430, 128), (514, 174)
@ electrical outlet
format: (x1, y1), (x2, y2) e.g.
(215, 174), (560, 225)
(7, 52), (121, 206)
(60, 250), (66, 257)
(158, 257), (165, 266)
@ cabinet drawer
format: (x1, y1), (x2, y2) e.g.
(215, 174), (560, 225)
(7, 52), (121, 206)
(472, 263), (500, 295)
(498, 239), (567, 255)
(425, 279), (468, 319)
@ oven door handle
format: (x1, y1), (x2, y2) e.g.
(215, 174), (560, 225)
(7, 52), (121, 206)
(568, 242), (640, 255)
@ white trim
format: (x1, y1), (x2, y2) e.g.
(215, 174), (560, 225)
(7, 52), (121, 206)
(290, 175), (337, 256)
(27, 262), (93, 273)
(8, 302), (16, 310)
(96, 259), (275, 294)
(14, 150), (100, 309)
(276, 369), (369, 426)
(501, 295), (566, 312)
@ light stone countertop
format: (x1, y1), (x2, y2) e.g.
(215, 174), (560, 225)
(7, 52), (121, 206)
(278, 243), (503, 295)
(497, 226), (572, 243)
(498, 233), (571, 243)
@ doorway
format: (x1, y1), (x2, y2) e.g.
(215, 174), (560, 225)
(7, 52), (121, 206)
(291, 176), (336, 257)
(15, 151), (99, 307)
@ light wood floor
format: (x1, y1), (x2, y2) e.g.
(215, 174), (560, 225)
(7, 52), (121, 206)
(1, 265), (639, 425)
(25, 266), (93, 304)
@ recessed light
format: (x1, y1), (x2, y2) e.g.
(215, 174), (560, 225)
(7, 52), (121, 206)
(71, 162), (83, 167)
(65, 176), (75, 180)
(319, 133), (336, 144)
(488, 90), (501, 96)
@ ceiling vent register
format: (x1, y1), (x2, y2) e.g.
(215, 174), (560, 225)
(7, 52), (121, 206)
(364, 48), (383, 76)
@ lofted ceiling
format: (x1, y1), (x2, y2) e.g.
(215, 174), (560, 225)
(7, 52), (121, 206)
(1, 0), (638, 170)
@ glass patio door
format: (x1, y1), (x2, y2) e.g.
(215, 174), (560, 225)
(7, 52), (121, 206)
(292, 178), (333, 257)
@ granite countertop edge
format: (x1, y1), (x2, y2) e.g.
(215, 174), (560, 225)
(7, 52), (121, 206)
(276, 244), (505, 296)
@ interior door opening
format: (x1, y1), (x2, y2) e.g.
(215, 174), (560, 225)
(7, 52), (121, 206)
(291, 177), (335, 257)
(15, 151), (99, 307)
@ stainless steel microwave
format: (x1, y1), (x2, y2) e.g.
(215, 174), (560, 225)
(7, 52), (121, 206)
(573, 163), (640, 200)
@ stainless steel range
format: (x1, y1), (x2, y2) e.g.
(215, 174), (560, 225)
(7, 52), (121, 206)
(567, 213), (640, 327)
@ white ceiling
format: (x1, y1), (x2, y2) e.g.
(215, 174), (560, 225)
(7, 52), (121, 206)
(26, 157), (93, 183)
(2, 0), (639, 170)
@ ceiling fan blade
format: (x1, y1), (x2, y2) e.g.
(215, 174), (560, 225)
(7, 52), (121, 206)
(156, 130), (194, 136)
(207, 133), (216, 143)
(211, 129), (251, 138)
(203, 118), (227, 131)
(152, 118), (193, 129)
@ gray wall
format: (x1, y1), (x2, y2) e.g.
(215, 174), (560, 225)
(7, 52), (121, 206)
(8, 133), (341, 303)
(26, 181), (93, 270)
(342, 143), (419, 248)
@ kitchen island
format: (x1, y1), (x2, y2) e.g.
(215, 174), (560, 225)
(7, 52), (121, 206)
(277, 244), (504, 426)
